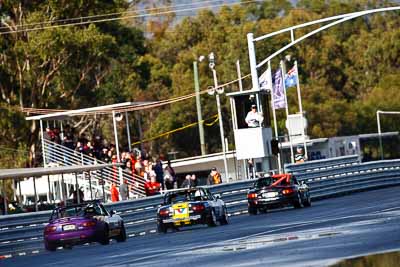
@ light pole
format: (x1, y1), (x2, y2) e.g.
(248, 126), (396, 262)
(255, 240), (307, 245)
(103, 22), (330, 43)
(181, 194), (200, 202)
(193, 59), (206, 155)
(208, 52), (229, 181)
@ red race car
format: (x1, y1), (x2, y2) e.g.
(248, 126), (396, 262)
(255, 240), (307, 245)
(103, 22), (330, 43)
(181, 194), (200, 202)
(247, 173), (311, 215)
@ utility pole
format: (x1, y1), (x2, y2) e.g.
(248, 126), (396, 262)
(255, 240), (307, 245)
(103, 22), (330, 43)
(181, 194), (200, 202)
(209, 52), (229, 181)
(193, 61), (206, 155)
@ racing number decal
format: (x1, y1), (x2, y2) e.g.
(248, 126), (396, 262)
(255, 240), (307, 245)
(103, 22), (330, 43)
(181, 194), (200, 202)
(172, 203), (189, 220)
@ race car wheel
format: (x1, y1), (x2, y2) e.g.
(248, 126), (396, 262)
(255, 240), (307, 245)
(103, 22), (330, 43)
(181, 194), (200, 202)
(248, 205), (258, 215)
(259, 208), (268, 214)
(116, 223), (127, 242)
(293, 193), (303, 209)
(207, 209), (217, 227)
(303, 193), (311, 207)
(157, 222), (168, 234)
(45, 241), (57, 251)
(99, 225), (110, 245)
(219, 207), (229, 225)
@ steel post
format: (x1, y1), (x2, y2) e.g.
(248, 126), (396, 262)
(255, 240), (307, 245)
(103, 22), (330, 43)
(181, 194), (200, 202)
(2, 180), (7, 215)
(40, 120), (47, 167)
(33, 177), (38, 212)
(112, 111), (123, 184)
(247, 33), (260, 91)
(212, 68), (229, 181)
(47, 175), (52, 204)
(194, 61), (206, 155)
(377, 111), (383, 160)
(125, 112), (132, 152)
(88, 172), (93, 200)
(75, 172), (80, 204)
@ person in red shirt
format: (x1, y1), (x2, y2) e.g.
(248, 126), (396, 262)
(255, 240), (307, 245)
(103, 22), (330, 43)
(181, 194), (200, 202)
(111, 183), (119, 202)
(144, 172), (161, 196)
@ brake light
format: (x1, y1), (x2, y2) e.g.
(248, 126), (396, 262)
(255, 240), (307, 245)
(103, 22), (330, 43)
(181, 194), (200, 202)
(82, 221), (96, 227)
(44, 226), (57, 233)
(159, 209), (169, 216)
(282, 188), (294, 195)
(248, 193), (257, 199)
(192, 204), (205, 212)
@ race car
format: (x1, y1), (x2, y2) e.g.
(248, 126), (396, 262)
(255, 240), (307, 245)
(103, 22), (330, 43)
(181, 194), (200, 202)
(247, 173), (311, 215)
(156, 187), (229, 233)
(43, 200), (126, 251)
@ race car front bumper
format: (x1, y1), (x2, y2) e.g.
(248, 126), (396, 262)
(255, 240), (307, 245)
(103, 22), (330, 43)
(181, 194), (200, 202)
(162, 215), (202, 224)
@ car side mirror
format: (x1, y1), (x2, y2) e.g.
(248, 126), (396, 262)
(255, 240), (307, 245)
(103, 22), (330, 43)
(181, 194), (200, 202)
(110, 210), (116, 216)
(214, 194), (221, 199)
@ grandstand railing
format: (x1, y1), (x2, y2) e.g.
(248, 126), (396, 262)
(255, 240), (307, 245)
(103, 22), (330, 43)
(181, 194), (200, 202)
(43, 139), (146, 197)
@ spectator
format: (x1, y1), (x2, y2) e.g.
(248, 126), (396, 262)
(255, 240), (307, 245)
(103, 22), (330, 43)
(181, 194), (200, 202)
(153, 158), (164, 189)
(78, 133), (88, 145)
(164, 166), (175, 190)
(191, 174), (198, 187)
(111, 183), (119, 202)
(70, 187), (84, 204)
(134, 156), (143, 176)
(100, 148), (111, 163)
(245, 104), (264, 127)
(144, 171), (161, 196)
(295, 146), (306, 163)
(119, 179), (129, 201)
(181, 174), (197, 188)
(207, 167), (222, 185)
(92, 135), (103, 159)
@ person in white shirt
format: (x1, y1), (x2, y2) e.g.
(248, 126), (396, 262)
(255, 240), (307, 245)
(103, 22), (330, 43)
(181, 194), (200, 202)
(245, 104), (264, 127)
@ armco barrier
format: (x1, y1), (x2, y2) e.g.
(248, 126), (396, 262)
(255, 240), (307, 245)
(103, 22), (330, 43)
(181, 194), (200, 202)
(285, 154), (360, 173)
(1, 157), (400, 257)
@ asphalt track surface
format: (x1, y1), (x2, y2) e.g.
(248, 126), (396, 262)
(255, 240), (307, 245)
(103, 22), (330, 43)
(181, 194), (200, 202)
(3, 187), (400, 267)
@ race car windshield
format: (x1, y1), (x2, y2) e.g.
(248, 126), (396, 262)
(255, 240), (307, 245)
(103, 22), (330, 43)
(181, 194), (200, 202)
(165, 191), (196, 204)
(52, 205), (88, 219)
(255, 177), (273, 188)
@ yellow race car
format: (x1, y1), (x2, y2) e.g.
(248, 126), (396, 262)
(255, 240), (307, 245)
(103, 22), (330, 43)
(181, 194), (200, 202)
(156, 187), (228, 233)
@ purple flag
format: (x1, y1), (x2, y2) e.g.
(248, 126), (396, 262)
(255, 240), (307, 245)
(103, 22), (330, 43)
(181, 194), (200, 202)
(272, 70), (286, 109)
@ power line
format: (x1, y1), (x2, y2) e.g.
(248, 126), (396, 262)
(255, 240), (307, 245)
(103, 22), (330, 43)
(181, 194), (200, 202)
(0, 0), (262, 35)
(20, 73), (251, 116)
(0, 0), (234, 31)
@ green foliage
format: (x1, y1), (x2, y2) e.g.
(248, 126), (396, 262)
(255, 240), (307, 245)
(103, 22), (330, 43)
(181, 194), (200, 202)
(1, 0), (400, 164)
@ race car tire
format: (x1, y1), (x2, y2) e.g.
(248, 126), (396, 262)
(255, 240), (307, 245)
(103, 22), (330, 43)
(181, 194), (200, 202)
(259, 208), (268, 214)
(116, 223), (127, 242)
(99, 225), (110, 245)
(157, 222), (168, 233)
(248, 205), (258, 215)
(207, 209), (217, 227)
(303, 193), (311, 207)
(44, 241), (57, 251)
(219, 207), (229, 225)
(293, 193), (303, 209)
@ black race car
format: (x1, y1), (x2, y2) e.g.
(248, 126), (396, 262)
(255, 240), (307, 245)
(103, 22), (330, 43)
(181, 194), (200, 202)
(247, 174), (311, 215)
(156, 187), (229, 233)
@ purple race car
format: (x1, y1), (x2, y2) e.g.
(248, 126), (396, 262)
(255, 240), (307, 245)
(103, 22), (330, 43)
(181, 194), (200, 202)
(43, 200), (126, 251)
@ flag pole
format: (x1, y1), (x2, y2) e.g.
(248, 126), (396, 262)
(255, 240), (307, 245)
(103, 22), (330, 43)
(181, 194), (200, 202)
(268, 61), (282, 173)
(295, 61), (308, 159)
(280, 60), (294, 163)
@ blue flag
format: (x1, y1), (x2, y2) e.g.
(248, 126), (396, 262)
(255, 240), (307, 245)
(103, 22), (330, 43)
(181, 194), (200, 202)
(285, 66), (298, 88)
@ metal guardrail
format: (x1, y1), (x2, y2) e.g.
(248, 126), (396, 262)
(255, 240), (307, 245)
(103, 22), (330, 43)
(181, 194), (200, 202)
(1, 156), (400, 257)
(285, 154), (360, 173)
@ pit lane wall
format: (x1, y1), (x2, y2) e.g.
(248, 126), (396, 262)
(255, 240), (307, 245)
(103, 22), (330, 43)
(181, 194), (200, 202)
(1, 156), (400, 257)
